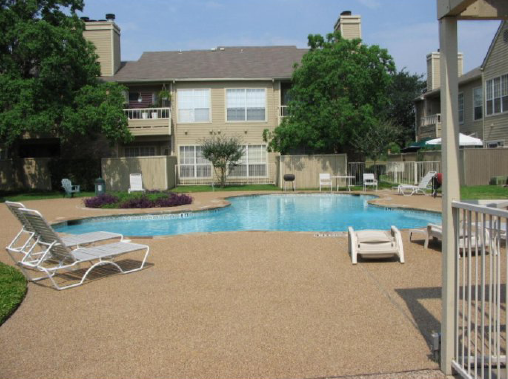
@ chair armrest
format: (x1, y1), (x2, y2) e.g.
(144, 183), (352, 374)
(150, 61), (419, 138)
(72, 185), (80, 192)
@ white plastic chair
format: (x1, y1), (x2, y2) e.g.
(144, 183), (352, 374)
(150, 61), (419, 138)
(61, 178), (80, 197)
(363, 173), (378, 191)
(319, 173), (332, 192)
(397, 171), (437, 196)
(348, 226), (405, 264)
(128, 173), (145, 193)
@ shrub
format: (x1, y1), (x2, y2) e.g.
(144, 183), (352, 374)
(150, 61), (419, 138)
(155, 193), (193, 207)
(119, 195), (154, 209)
(84, 191), (193, 209)
(84, 193), (119, 208)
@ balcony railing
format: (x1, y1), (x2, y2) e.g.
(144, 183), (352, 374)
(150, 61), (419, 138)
(450, 200), (508, 379)
(123, 107), (171, 120)
(123, 108), (171, 136)
(421, 113), (441, 126)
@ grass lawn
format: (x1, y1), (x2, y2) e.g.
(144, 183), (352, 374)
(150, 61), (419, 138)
(0, 262), (27, 325)
(0, 190), (95, 203)
(461, 185), (508, 200)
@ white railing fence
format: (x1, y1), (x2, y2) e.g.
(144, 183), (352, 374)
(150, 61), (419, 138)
(348, 161), (441, 185)
(177, 163), (277, 186)
(451, 201), (508, 379)
(421, 113), (441, 126)
(123, 107), (171, 120)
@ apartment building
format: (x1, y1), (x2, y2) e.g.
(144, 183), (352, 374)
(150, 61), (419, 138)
(415, 21), (508, 148)
(83, 12), (361, 184)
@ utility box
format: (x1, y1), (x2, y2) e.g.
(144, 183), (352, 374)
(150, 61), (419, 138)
(95, 177), (106, 195)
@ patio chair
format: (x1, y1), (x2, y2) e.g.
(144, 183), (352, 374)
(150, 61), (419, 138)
(128, 173), (146, 193)
(61, 178), (80, 197)
(397, 171), (437, 196)
(319, 173), (332, 192)
(424, 223), (494, 251)
(5, 201), (124, 275)
(348, 226), (405, 264)
(16, 208), (150, 290)
(363, 173), (378, 191)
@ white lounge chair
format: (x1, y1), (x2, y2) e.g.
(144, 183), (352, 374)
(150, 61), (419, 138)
(61, 178), (80, 197)
(348, 226), (405, 264)
(363, 173), (378, 191)
(128, 173), (146, 193)
(397, 171), (437, 196)
(319, 173), (332, 192)
(16, 208), (150, 290)
(424, 223), (493, 251)
(5, 201), (123, 254)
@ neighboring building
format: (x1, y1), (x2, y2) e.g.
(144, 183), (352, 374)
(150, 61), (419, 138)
(83, 11), (361, 184)
(414, 21), (508, 148)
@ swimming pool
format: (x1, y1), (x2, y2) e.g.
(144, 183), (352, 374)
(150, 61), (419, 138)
(54, 194), (441, 237)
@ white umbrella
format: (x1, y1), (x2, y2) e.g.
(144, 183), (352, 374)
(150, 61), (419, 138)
(426, 133), (483, 147)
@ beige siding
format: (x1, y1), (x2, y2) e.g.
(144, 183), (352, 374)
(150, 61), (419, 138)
(173, 81), (277, 146)
(0, 158), (52, 190)
(483, 22), (508, 144)
(462, 148), (508, 186)
(102, 156), (170, 191)
(84, 29), (113, 76)
(113, 30), (121, 74)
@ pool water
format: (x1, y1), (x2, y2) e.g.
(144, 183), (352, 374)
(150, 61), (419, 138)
(55, 194), (441, 237)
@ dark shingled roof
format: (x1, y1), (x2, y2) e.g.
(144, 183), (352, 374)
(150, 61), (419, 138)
(109, 46), (309, 82)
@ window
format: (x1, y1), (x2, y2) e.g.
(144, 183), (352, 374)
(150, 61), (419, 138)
(177, 89), (210, 123)
(229, 145), (267, 177)
(458, 92), (464, 124)
(179, 146), (212, 178)
(486, 74), (508, 116)
(226, 89), (266, 121)
(473, 87), (483, 120)
(125, 146), (156, 157)
(128, 92), (140, 102)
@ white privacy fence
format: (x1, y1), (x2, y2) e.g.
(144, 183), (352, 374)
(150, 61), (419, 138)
(348, 161), (441, 184)
(450, 201), (508, 379)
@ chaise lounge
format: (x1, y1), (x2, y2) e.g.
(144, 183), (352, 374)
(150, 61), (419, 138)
(7, 207), (150, 290)
(348, 226), (405, 264)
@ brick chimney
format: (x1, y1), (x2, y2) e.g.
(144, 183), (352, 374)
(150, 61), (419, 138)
(334, 11), (362, 40)
(426, 51), (464, 91)
(82, 14), (121, 77)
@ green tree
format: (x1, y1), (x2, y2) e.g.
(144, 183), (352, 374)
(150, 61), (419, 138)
(0, 0), (131, 146)
(384, 69), (426, 146)
(200, 134), (244, 188)
(264, 32), (395, 154)
(351, 119), (400, 163)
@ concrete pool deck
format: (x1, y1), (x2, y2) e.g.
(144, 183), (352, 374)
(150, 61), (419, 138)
(0, 190), (446, 379)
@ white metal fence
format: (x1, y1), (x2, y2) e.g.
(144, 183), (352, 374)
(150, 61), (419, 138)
(451, 201), (508, 379)
(177, 163), (277, 186)
(123, 107), (171, 120)
(348, 161), (441, 185)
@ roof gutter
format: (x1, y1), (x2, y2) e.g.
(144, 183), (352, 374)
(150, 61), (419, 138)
(109, 77), (291, 83)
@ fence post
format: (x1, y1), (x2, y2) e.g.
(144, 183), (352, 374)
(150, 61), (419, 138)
(414, 161), (418, 185)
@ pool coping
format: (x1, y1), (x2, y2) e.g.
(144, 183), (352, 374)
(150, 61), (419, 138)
(53, 191), (442, 238)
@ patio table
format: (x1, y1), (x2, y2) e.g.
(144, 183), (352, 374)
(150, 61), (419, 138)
(332, 175), (355, 191)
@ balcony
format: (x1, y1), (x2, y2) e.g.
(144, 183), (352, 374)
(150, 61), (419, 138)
(123, 107), (171, 136)
(418, 113), (441, 139)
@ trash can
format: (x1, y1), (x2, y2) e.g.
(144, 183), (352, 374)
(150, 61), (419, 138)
(95, 177), (106, 196)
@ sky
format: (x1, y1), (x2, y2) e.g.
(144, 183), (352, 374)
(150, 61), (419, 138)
(79, 0), (501, 77)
